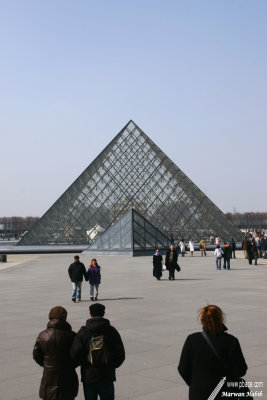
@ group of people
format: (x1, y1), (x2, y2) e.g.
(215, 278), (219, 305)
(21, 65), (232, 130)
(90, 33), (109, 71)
(153, 245), (181, 280)
(170, 237), (235, 258)
(68, 256), (101, 302)
(214, 242), (232, 270)
(153, 238), (237, 277)
(242, 235), (267, 265)
(33, 304), (250, 400)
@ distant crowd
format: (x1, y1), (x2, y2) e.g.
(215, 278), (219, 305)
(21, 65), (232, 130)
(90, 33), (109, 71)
(152, 234), (267, 280)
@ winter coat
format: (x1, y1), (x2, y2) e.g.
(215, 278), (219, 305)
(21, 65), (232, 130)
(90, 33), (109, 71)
(87, 265), (101, 285)
(71, 317), (125, 384)
(165, 249), (178, 270)
(33, 319), (78, 400)
(199, 240), (206, 250)
(246, 240), (252, 255)
(242, 238), (248, 250)
(68, 261), (88, 282)
(223, 245), (231, 259)
(153, 253), (163, 267)
(231, 240), (236, 250)
(153, 253), (163, 278)
(251, 243), (258, 259)
(178, 329), (248, 400)
(189, 241), (194, 252)
(260, 238), (267, 251)
(179, 241), (186, 252)
(214, 248), (224, 258)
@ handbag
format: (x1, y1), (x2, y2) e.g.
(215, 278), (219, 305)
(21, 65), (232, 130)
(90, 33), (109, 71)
(175, 263), (181, 272)
(201, 331), (253, 400)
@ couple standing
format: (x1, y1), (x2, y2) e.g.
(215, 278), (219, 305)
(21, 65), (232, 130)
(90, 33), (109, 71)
(33, 303), (125, 400)
(68, 256), (101, 302)
(153, 245), (180, 280)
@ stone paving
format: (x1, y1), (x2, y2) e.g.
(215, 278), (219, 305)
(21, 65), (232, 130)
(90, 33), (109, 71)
(0, 251), (266, 400)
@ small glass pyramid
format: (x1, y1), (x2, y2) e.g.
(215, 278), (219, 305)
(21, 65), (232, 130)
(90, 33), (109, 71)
(84, 208), (170, 255)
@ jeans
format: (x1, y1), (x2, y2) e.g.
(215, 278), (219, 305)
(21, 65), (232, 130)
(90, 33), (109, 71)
(216, 257), (222, 270)
(223, 258), (230, 270)
(90, 284), (99, 298)
(72, 281), (82, 300)
(83, 382), (114, 400)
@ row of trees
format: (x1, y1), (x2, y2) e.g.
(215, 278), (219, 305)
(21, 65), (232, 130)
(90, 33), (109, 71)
(1, 212), (266, 237)
(0, 217), (39, 236)
(225, 212), (267, 228)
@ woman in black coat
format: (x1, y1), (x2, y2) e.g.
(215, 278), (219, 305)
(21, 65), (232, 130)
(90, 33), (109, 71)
(33, 306), (78, 400)
(178, 305), (248, 400)
(153, 249), (163, 280)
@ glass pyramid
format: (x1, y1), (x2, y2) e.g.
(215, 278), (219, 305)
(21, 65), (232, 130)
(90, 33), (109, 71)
(84, 208), (170, 255)
(18, 120), (242, 246)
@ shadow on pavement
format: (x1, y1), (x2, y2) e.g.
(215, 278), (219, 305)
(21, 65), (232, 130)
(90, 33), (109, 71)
(81, 297), (144, 302)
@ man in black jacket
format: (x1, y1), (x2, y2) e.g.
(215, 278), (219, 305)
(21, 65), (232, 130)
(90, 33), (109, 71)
(165, 245), (179, 280)
(71, 303), (125, 400)
(222, 243), (231, 270)
(68, 255), (88, 303)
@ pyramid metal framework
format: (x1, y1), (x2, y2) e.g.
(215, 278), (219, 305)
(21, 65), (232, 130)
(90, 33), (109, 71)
(19, 120), (242, 246)
(85, 208), (171, 255)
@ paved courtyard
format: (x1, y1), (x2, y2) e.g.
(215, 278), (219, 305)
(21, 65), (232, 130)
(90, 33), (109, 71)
(0, 251), (266, 400)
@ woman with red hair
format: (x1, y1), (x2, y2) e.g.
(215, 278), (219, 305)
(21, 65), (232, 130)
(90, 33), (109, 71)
(178, 305), (248, 400)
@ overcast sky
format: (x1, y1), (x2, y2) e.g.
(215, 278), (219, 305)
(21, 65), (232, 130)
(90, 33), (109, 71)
(1, 1), (266, 217)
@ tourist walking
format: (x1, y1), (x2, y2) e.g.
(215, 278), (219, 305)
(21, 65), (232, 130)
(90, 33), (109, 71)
(252, 240), (259, 265)
(68, 255), (88, 303)
(88, 258), (101, 301)
(250, 240), (258, 265)
(33, 306), (78, 400)
(222, 242), (231, 270)
(242, 236), (249, 259)
(215, 236), (220, 246)
(214, 245), (224, 270)
(179, 239), (186, 257)
(231, 238), (236, 258)
(178, 305), (249, 400)
(199, 239), (207, 256)
(71, 303), (125, 400)
(189, 238), (194, 256)
(165, 244), (179, 280)
(153, 249), (163, 280)
(260, 236), (267, 258)
(255, 235), (261, 257)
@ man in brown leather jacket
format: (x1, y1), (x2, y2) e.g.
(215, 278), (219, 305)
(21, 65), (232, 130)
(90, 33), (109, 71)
(33, 306), (78, 400)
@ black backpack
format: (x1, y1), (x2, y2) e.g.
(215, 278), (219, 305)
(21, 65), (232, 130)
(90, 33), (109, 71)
(88, 334), (110, 367)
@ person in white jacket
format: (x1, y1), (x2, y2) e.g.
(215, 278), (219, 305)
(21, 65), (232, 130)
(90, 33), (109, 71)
(214, 245), (224, 270)
(189, 239), (194, 256)
(179, 239), (186, 257)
